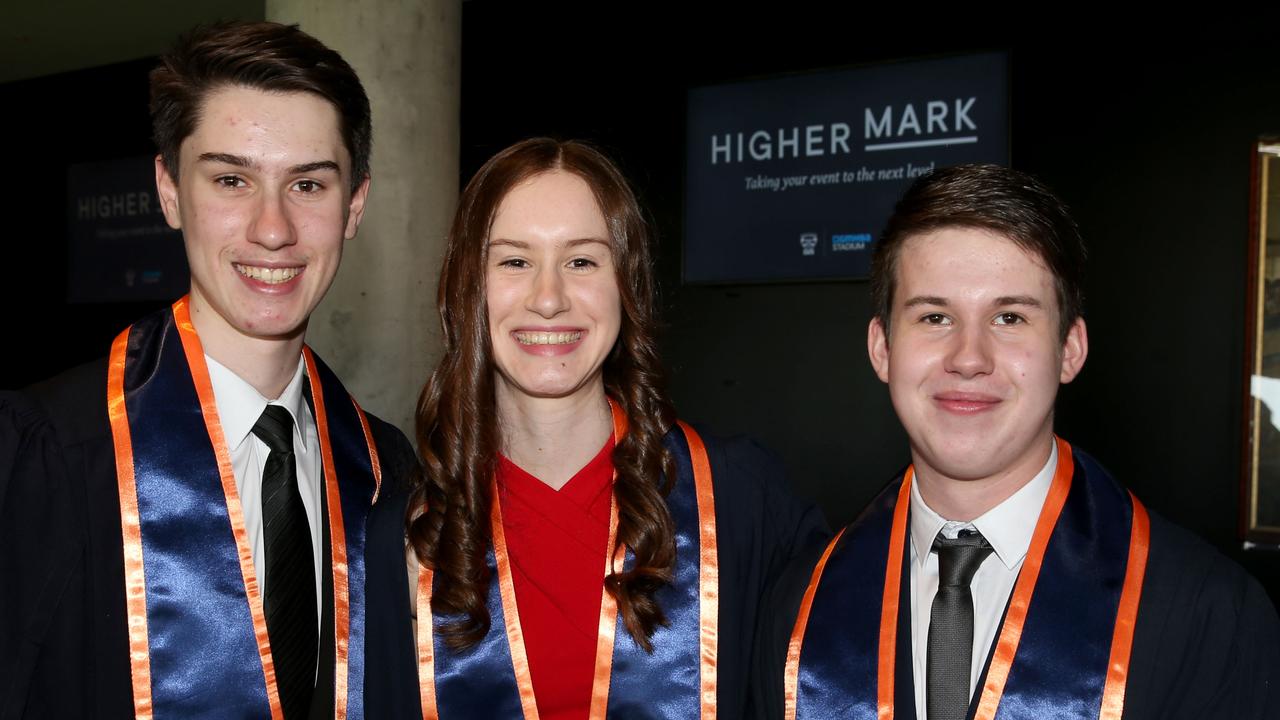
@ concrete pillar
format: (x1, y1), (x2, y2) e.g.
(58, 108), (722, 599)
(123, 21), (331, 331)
(266, 0), (460, 434)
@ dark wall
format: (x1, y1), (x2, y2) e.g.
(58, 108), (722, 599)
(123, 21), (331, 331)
(460, 8), (1280, 602)
(1, 58), (172, 385)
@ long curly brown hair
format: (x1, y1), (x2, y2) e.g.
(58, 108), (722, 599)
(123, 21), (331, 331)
(408, 138), (677, 651)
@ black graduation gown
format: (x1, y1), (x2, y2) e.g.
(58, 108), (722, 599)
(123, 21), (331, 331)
(752, 480), (1280, 719)
(0, 358), (419, 719)
(363, 430), (832, 719)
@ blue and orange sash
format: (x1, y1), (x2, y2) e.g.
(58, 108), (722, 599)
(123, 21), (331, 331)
(785, 437), (1150, 720)
(106, 297), (382, 720)
(415, 404), (720, 719)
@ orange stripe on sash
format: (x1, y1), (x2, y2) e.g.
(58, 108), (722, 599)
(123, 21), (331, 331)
(973, 437), (1075, 720)
(783, 526), (848, 720)
(784, 468), (912, 720)
(353, 396), (383, 503)
(877, 470), (913, 720)
(677, 420), (720, 720)
(417, 563), (439, 720)
(1099, 494), (1150, 720)
(304, 348), (353, 720)
(107, 327), (155, 720)
(173, 298), (284, 720)
(489, 481), (542, 719)
(610, 400), (629, 441)
(588, 497), (624, 718)
(587, 399), (628, 718)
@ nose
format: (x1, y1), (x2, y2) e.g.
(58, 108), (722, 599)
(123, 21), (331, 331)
(944, 322), (994, 378)
(247, 190), (297, 250)
(526, 265), (570, 318)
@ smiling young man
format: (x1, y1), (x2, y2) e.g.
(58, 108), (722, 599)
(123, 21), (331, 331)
(758, 164), (1279, 719)
(0, 22), (416, 718)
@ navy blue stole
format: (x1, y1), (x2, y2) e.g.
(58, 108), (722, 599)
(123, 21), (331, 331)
(106, 298), (380, 719)
(786, 438), (1150, 720)
(416, 417), (719, 719)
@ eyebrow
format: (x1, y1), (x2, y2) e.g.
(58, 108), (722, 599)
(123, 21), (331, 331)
(993, 295), (1043, 308)
(487, 237), (610, 249)
(903, 295), (949, 308)
(196, 153), (341, 176)
(901, 294), (1043, 308)
(197, 152), (255, 168)
(288, 160), (342, 175)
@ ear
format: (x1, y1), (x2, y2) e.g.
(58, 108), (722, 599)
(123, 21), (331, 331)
(344, 174), (372, 240)
(155, 155), (182, 230)
(868, 317), (892, 383)
(1059, 316), (1089, 383)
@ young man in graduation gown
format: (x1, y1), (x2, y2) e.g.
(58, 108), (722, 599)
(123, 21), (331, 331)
(0, 21), (416, 719)
(758, 164), (1280, 719)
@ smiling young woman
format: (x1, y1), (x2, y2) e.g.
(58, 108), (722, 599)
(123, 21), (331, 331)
(371, 138), (827, 720)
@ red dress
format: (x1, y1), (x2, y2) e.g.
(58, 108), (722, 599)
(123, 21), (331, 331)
(497, 436), (614, 720)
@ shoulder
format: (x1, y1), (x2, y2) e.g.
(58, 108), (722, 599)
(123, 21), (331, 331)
(1142, 509), (1269, 609)
(679, 424), (788, 498)
(1126, 507), (1280, 718)
(362, 410), (415, 467)
(351, 406), (416, 527)
(675, 423), (805, 526)
(1140, 508), (1277, 629)
(1071, 447), (1267, 620)
(675, 421), (827, 534)
(360, 409), (418, 512)
(16, 357), (110, 448)
(2, 357), (109, 458)
(672, 420), (830, 575)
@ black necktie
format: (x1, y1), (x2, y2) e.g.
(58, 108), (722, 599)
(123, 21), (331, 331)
(253, 405), (317, 719)
(927, 529), (994, 720)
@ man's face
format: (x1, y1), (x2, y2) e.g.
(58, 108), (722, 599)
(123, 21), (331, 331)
(868, 227), (1087, 486)
(156, 85), (369, 352)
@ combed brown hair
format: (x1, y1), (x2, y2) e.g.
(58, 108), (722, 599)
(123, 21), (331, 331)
(408, 138), (677, 651)
(150, 20), (372, 193)
(870, 163), (1086, 340)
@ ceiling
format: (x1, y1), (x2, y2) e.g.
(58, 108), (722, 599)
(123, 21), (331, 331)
(1, 0), (262, 84)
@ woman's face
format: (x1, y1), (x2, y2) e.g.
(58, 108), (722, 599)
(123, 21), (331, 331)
(485, 170), (622, 404)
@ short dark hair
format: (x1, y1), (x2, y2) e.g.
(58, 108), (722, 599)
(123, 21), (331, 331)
(150, 21), (372, 193)
(870, 163), (1086, 340)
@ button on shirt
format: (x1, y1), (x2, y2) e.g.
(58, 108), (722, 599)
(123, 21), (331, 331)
(205, 355), (323, 627)
(908, 442), (1057, 719)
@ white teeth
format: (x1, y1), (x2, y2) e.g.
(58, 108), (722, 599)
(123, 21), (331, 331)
(235, 264), (301, 284)
(514, 331), (583, 345)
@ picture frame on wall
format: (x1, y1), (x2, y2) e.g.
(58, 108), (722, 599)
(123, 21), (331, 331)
(1243, 137), (1280, 545)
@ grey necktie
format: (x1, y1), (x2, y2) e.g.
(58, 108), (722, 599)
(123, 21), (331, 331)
(927, 528), (994, 720)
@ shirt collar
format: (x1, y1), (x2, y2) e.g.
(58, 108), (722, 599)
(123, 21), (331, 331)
(205, 354), (309, 451)
(909, 441), (1058, 570)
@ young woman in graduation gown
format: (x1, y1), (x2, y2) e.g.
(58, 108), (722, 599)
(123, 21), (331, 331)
(362, 138), (828, 719)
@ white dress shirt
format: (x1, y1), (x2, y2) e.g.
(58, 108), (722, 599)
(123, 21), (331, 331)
(908, 442), (1058, 719)
(205, 354), (323, 626)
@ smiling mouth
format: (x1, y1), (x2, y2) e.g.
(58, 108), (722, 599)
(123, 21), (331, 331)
(514, 330), (584, 346)
(934, 392), (1001, 413)
(234, 263), (302, 284)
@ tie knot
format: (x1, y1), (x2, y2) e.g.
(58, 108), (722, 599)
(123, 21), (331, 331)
(933, 529), (993, 588)
(252, 405), (295, 454)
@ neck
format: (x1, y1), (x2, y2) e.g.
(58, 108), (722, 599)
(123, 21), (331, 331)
(495, 380), (613, 491)
(190, 306), (305, 400)
(914, 435), (1056, 522)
